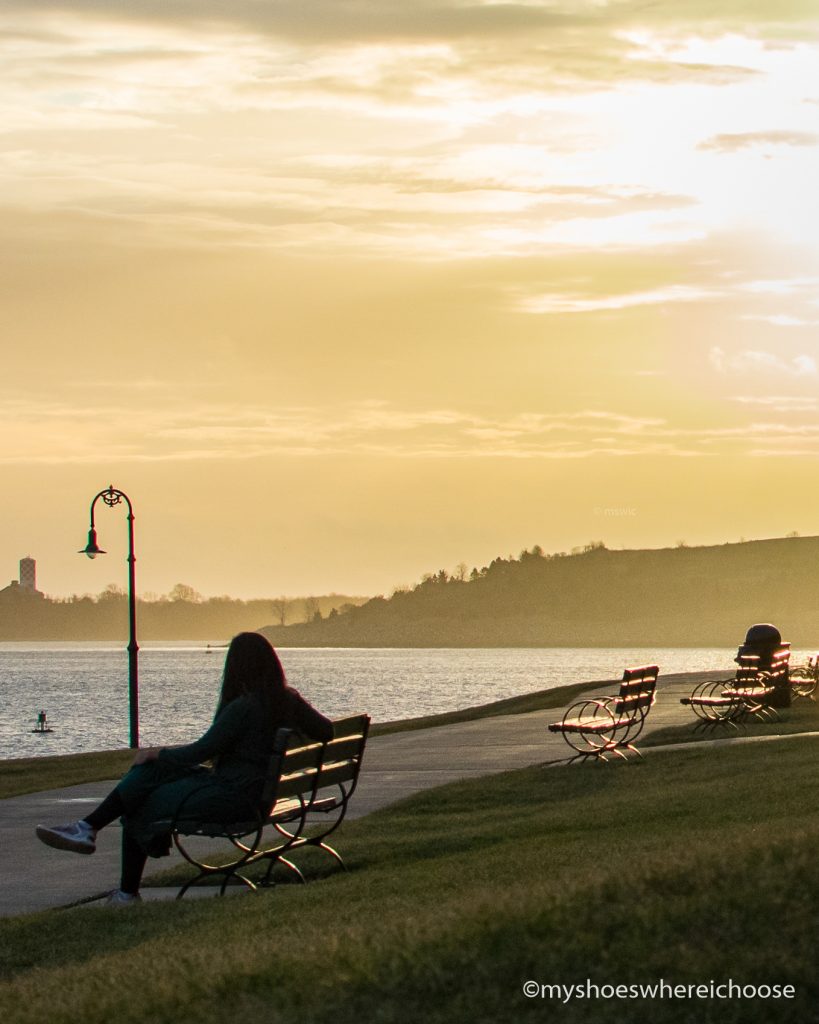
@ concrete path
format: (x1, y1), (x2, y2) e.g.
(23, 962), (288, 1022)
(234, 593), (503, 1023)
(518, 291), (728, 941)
(0, 670), (766, 917)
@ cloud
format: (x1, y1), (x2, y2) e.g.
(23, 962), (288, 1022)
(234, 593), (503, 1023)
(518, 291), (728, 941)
(0, 2), (800, 139)
(0, 395), (678, 464)
(7, 392), (819, 464)
(5, 1), (818, 46)
(0, 2), (583, 45)
(739, 277), (819, 295)
(699, 130), (819, 152)
(741, 313), (819, 327)
(732, 396), (819, 412)
(709, 347), (817, 376)
(2, 3), (816, 266)
(518, 283), (715, 314)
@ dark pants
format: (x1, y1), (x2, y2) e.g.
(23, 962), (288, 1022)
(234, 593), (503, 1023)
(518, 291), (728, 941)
(86, 761), (250, 891)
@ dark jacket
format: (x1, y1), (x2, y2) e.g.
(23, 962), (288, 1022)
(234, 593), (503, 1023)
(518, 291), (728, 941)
(117, 688), (333, 855)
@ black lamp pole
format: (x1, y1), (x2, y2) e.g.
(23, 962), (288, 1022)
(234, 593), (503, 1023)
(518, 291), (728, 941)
(80, 486), (139, 748)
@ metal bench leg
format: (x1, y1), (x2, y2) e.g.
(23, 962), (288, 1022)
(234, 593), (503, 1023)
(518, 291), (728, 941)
(258, 854), (307, 888)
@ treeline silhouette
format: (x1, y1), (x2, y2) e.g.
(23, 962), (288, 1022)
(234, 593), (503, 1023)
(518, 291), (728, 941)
(260, 536), (819, 648)
(0, 584), (366, 641)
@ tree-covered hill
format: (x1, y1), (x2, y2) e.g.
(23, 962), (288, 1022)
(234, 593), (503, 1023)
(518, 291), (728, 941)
(260, 536), (819, 648)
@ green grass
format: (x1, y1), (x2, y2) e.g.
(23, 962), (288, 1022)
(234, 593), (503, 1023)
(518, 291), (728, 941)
(643, 694), (819, 747)
(0, 679), (600, 799)
(0, 748), (135, 800)
(1, 738), (818, 1024)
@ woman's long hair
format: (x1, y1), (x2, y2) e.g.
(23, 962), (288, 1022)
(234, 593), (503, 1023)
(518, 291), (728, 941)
(216, 632), (288, 718)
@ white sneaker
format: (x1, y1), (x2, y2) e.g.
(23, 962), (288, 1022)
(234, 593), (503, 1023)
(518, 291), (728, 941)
(105, 889), (141, 907)
(35, 820), (97, 854)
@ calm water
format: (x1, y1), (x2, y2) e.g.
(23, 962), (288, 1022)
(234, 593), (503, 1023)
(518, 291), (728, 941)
(0, 643), (736, 760)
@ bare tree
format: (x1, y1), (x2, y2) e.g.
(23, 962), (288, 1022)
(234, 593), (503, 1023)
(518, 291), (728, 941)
(271, 596), (288, 626)
(302, 596), (322, 623)
(454, 561), (469, 582)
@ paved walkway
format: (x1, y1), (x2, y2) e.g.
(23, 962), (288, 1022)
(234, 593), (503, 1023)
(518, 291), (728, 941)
(0, 670), (782, 916)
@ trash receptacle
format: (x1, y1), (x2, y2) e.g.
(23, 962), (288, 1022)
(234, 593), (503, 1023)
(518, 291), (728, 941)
(736, 623), (791, 708)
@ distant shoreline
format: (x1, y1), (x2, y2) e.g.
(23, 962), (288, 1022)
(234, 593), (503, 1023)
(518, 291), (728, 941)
(0, 638), (743, 650)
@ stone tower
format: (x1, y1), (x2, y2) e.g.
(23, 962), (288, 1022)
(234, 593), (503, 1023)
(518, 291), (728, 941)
(19, 556), (36, 591)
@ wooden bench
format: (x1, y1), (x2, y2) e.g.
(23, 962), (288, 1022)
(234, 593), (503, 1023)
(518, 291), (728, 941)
(788, 655), (819, 702)
(164, 713), (370, 898)
(547, 665), (659, 763)
(680, 648), (790, 731)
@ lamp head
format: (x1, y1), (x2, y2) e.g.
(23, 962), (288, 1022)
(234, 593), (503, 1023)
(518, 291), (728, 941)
(79, 527), (106, 559)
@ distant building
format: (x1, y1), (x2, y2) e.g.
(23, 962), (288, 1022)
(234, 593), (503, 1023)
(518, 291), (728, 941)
(0, 556), (43, 600)
(19, 556), (36, 591)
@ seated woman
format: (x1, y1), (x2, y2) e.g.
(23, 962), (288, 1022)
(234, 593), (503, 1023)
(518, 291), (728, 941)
(36, 632), (333, 906)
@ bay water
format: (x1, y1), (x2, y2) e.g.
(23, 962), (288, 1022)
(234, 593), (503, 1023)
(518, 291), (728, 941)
(0, 642), (736, 760)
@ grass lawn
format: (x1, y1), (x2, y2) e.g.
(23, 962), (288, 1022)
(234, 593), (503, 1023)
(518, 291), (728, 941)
(0, 748), (136, 800)
(1, 737), (818, 1024)
(643, 693), (819, 747)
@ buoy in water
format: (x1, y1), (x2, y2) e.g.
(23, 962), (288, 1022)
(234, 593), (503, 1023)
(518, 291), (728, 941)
(32, 710), (54, 734)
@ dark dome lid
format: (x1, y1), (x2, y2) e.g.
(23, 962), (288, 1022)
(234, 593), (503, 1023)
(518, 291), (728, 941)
(744, 623), (782, 646)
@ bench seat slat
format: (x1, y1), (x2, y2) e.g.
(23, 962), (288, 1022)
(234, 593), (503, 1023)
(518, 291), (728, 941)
(680, 696), (737, 708)
(176, 819), (259, 837)
(722, 686), (775, 699)
(548, 717), (633, 734)
(266, 793), (343, 820)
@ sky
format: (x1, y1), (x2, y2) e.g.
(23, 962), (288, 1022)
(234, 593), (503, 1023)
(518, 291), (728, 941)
(2, 1), (818, 599)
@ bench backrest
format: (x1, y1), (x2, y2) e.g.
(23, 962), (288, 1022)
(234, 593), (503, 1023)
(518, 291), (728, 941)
(260, 714), (370, 815)
(613, 665), (659, 717)
(259, 726), (301, 812)
(313, 713), (370, 800)
(735, 646), (790, 686)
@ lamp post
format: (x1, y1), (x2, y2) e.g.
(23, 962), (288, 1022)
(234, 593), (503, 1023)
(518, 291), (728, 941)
(80, 485), (139, 748)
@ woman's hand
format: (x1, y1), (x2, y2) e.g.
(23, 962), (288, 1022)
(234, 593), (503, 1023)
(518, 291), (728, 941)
(132, 747), (161, 765)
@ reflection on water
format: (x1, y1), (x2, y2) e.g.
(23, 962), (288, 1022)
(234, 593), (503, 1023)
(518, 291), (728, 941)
(0, 643), (735, 760)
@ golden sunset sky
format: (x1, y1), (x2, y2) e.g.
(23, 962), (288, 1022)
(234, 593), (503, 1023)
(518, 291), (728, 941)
(2, 1), (818, 599)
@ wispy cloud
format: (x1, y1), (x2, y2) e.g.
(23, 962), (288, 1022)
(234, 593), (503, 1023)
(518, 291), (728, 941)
(732, 395), (819, 412)
(739, 277), (819, 295)
(5, 394), (819, 464)
(699, 130), (819, 152)
(518, 284), (714, 314)
(0, 396), (672, 463)
(741, 313), (819, 327)
(709, 347), (817, 376)
(4, 1), (818, 45)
